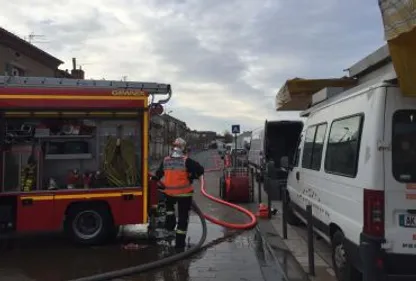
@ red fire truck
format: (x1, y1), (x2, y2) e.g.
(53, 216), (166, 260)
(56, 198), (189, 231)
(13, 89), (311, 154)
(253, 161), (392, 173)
(0, 75), (171, 245)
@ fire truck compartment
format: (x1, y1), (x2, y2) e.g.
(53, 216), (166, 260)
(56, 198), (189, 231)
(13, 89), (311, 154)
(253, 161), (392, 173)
(2, 117), (143, 192)
(0, 114), (147, 238)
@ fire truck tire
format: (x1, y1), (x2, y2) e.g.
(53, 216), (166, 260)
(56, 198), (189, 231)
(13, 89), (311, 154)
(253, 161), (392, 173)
(64, 204), (114, 245)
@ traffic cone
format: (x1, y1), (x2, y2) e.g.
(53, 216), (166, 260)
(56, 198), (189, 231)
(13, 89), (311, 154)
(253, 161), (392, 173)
(256, 203), (269, 218)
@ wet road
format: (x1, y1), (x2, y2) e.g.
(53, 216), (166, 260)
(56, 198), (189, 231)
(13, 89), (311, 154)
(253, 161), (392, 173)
(0, 150), (298, 281)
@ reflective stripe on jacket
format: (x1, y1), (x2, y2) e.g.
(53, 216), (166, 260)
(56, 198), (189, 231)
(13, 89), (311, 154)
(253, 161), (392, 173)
(161, 156), (193, 196)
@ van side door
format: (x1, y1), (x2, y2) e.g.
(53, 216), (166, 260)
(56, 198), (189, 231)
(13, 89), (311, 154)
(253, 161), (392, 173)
(286, 132), (304, 207)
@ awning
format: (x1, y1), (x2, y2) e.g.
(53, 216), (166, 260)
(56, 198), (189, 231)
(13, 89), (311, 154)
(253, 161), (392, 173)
(275, 77), (357, 111)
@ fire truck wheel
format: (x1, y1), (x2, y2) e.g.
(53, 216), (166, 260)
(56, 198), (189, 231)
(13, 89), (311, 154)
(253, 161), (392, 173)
(65, 205), (114, 245)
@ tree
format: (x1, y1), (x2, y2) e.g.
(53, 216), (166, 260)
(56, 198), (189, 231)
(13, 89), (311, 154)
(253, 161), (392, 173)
(223, 130), (233, 143)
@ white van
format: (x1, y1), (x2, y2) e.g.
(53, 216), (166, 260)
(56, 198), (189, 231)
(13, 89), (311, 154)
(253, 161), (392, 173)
(283, 78), (416, 281)
(248, 127), (264, 175)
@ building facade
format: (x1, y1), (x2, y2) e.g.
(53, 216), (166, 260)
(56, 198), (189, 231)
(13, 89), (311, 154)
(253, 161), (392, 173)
(149, 114), (188, 163)
(0, 27), (63, 77)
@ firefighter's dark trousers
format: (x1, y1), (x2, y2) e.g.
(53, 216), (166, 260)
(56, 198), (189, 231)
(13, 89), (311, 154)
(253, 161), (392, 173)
(165, 194), (193, 248)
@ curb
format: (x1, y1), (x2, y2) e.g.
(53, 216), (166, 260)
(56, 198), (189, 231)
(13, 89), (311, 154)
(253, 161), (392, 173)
(267, 205), (337, 281)
(255, 224), (293, 281)
(255, 219), (311, 281)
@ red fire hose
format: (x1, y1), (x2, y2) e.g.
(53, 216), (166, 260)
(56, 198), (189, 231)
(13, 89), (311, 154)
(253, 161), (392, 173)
(200, 153), (257, 230)
(200, 176), (257, 229)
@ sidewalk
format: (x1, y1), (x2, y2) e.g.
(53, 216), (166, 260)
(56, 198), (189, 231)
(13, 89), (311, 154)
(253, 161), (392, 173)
(263, 200), (337, 281)
(188, 150), (294, 281)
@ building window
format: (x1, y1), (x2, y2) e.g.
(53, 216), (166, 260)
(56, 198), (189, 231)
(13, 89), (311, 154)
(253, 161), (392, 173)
(301, 123), (327, 171)
(324, 114), (364, 177)
(5, 63), (25, 77)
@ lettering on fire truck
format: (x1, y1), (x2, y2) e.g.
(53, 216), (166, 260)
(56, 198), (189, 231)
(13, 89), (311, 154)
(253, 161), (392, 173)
(111, 89), (146, 96)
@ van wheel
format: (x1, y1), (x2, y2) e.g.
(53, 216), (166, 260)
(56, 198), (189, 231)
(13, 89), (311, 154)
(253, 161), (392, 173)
(331, 230), (361, 281)
(64, 205), (113, 246)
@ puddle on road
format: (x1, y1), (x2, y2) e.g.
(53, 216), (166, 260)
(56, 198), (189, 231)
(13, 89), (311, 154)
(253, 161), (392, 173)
(0, 215), (234, 281)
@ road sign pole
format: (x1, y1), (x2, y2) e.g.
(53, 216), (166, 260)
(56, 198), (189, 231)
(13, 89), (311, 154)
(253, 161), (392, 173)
(231, 125), (241, 166)
(234, 133), (238, 164)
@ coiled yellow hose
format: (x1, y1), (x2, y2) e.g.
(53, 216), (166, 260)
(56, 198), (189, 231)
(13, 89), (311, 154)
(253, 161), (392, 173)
(103, 136), (137, 187)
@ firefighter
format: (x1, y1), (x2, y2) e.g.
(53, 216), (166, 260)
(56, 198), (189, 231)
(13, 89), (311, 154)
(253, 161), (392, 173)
(153, 137), (204, 249)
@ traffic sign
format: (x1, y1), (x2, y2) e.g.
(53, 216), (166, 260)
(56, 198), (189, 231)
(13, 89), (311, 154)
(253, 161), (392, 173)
(231, 125), (240, 134)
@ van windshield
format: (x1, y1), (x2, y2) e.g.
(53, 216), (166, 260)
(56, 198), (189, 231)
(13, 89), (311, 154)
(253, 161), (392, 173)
(392, 110), (416, 183)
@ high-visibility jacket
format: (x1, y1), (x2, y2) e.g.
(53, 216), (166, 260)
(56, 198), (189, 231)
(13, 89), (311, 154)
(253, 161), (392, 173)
(161, 156), (193, 196)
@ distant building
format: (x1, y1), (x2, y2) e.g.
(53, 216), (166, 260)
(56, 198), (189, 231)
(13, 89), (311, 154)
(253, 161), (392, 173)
(149, 113), (188, 161)
(0, 27), (85, 79)
(198, 131), (216, 144)
(0, 27), (63, 77)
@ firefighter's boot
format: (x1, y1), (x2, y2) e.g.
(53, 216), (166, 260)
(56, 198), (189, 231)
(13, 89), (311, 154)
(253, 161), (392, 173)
(175, 230), (187, 249)
(164, 211), (176, 231)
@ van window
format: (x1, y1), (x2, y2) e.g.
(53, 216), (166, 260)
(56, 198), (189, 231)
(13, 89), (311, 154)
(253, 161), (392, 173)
(293, 134), (303, 167)
(325, 115), (363, 177)
(311, 124), (327, 170)
(302, 126), (316, 169)
(392, 110), (416, 182)
(301, 124), (327, 170)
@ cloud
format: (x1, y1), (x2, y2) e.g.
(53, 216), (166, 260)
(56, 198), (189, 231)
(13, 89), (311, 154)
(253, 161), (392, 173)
(0, 0), (385, 133)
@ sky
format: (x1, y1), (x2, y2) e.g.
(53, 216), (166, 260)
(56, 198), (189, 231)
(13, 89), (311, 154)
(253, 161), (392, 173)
(0, 0), (386, 133)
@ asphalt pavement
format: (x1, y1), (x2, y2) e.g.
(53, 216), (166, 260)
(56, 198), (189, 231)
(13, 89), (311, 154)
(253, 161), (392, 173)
(0, 149), (306, 281)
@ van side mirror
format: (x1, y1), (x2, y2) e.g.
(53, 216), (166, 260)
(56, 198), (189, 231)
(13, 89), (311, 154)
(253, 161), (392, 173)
(280, 156), (289, 170)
